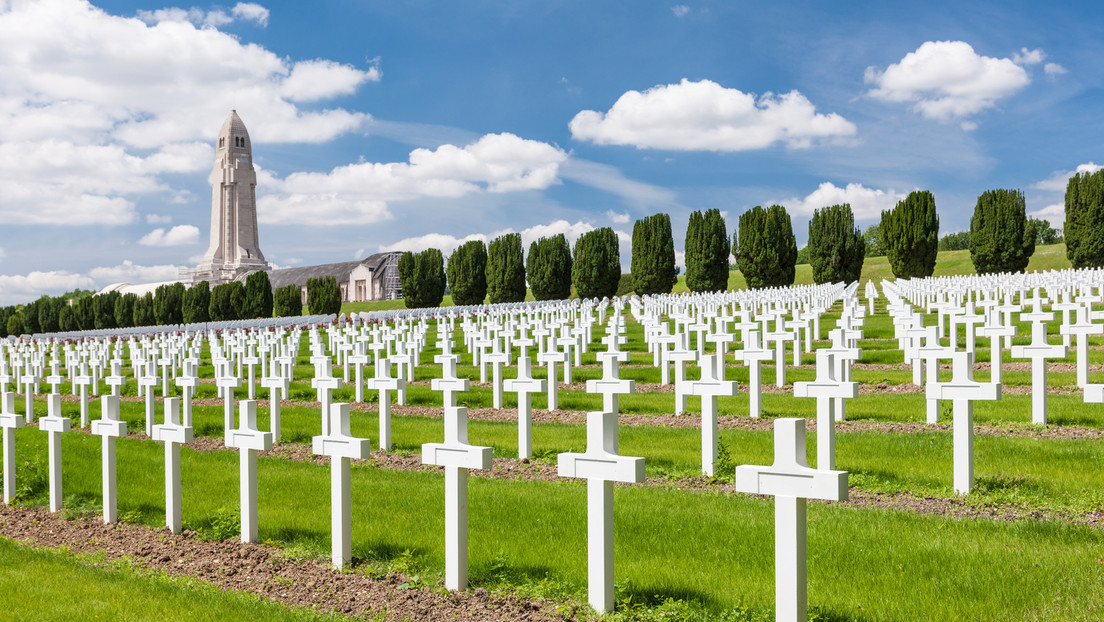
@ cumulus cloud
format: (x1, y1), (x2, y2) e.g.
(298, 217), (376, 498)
(260, 133), (568, 225)
(1044, 63), (1068, 76)
(782, 182), (907, 220)
(1028, 202), (1064, 227)
(138, 224), (200, 246)
(1031, 162), (1103, 192)
(671, 5), (690, 17)
(865, 41), (1031, 121)
(1012, 48), (1044, 65)
(146, 214), (173, 224)
(606, 210), (630, 223)
(0, 0), (377, 224)
(0, 260), (184, 305)
(569, 79), (856, 151)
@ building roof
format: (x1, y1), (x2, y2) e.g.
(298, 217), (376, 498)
(266, 251), (399, 290)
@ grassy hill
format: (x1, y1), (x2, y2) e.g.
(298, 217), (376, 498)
(342, 243), (1071, 314)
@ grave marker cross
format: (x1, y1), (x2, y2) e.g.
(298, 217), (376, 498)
(91, 395), (126, 523)
(226, 400), (274, 542)
(0, 392), (23, 504)
(312, 403), (370, 570)
(684, 354), (737, 476)
(152, 397), (193, 534)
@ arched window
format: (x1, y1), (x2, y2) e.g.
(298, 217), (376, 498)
(219, 137), (224, 148)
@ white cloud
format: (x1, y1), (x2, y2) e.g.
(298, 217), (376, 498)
(865, 41), (1031, 121)
(606, 210), (630, 223)
(0, 260), (185, 305)
(559, 158), (678, 207)
(569, 78), (856, 151)
(231, 2), (269, 26)
(960, 121), (978, 131)
(136, 2), (269, 28)
(1031, 162), (1103, 192)
(138, 225), (200, 246)
(0, 0), (377, 224)
(782, 182), (907, 220)
(1044, 62), (1068, 76)
(1028, 202), (1064, 227)
(146, 214), (173, 224)
(671, 5), (690, 17)
(1012, 47), (1044, 65)
(380, 220), (598, 258)
(260, 133), (568, 225)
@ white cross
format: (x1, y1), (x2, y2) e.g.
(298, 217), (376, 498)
(557, 411), (645, 613)
(503, 355), (546, 459)
(587, 350), (635, 414)
(137, 362), (159, 437)
(366, 357), (405, 450)
(40, 394), (71, 513)
(260, 372), (289, 443)
(91, 394), (126, 523)
(216, 364), (244, 443)
(226, 400), (274, 543)
(794, 350), (857, 471)
(0, 392), (24, 504)
(484, 335), (510, 410)
(1060, 303), (1102, 387)
(152, 397), (193, 534)
(349, 346), (371, 403)
(74, 362), (93, 428)
(735, 331), (774, 418)
(538, 341), (566, 411)
(312, 402), (370, 570)
(734, 418), (848, 622)
(930, 351), (1000, 494)
(422, 401), (492, 591)
(175, 358), (200, 428)
(684, 354), (737, 476)
(667, 346), (698, 415)
(914, 326), (955, 424)
(1011, 319), (1066, 424)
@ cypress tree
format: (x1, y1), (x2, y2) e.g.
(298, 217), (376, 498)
(406, 248), (445, 308)
(398, 251), (418, 306)
(132, 293), (154, 326)
(881, 190), (939, 278)
(631, 213), (677, 295)
(208, 283), (235, 321)
(970, 189), (1034, 274)
(447, 240), (488, 306)
(74, 296), (95, 330)
(94, 291), (119, 329)
(527, 234), (573, 301)
(808, 203), (865, 284)
(22, 298), (40, 333)
(1064, 170), (1104, 268)
(244, 271), (274, 318)
(58, 305), (75, 332)
(0, 307), (10, 337)
(486, 233), (526, 304)
(274, 284), (302, 317)
(114, 293), (137, 328)
(306, 276), (341, 315)
(736, 205), (798, 288)
(572, 227), (621, 300)
(153, 283), (185, 325)
(684, 209), (731, 292)
(183, 281), (210, 324)
(36, 296), (59, 333)
(6, 311), (23, 337)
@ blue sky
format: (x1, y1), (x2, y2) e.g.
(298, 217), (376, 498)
(0, 0), (1101, 304)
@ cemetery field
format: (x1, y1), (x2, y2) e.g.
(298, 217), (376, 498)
(3, 300), (1104, 621)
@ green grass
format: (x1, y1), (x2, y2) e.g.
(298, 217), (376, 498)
(4, 427), (1104, 621)
(0, 538), (350, 622)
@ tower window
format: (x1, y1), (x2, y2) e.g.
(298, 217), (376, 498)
(219, 137), (224, 148)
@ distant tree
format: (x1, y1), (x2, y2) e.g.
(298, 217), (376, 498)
(863, 224), (885, 257)
(22, 298), (40, 334)
(58, 305), (75, 332)
(115, 293), (137, 328)
(631, 213), (677, 295)
(183, 281), (210, 324)
(274, 284), (303, 317)
(244, 271), (274, 318)
(447, 240), (488, 306)
(970, 189), (1034, 274)
(74, 295), (95, 330)
(1065, 170), (1104, 268)
(398, 252), (416, 304)
(1027, 217), (1062, 245)
(938, 231), (971, 251)
(572, 227), (621, 300)
(401, 248), (446, 309)
(736, 205), (798, 288)
(154, 283), (185, 325)
(0, 307), (10, 337)
(527, 234), (573, 301)
(684, 209), (731, 292)
(795, 246), (810, 265)
(306, 276), (341, 315)
(94, 291), (120, 329)
(808, 203), (865, 284)
(486, 233), (526, 304)
(132, 293), (155, 327)
(6, 311), (23, 337)
(209, 282), (234, 322)
(36, 296), (60, 333)
(881, 190), (939, 279)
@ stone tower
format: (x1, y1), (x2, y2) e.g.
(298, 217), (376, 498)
(192, 110), (267, 284)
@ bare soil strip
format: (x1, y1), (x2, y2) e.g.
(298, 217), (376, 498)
(0, 503), (565, 622)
